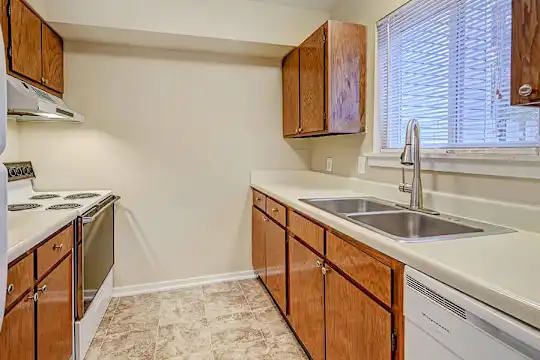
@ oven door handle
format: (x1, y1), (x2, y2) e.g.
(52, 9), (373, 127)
(82, 196), (121, 224)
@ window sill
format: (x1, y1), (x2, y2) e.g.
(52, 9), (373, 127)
(366, 151), (540, 179)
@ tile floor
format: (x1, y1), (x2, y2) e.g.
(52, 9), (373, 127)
(85, 279), (308, 360)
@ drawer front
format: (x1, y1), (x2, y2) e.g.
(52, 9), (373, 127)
(37, 225), (73, 279)
(266, 198), (286, 226)
(326, 232), (392, 306)
(253, 190), (267, 210)
(6, 254), (34, 308)
(289, 211), (324, 254)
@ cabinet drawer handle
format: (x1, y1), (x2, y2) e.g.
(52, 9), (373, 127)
(272, 208), (279, 213)
(256, 197), (261, 201)
(263, 217), (269, 222)
(519, 84), (534, 97)
(27, 293), (38, 302)
(38, 285), (47, 293)
(7, 284), (14, 294)
(53, 244), (63, 251)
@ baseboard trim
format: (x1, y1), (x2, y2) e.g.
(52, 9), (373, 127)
(112, 270), (256, 297)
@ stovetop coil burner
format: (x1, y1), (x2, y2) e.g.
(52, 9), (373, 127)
(29, 194), (61, 200)
(47, 203), (83, 210)
(64, 193), (100, 200)
(8, 203), (43, 211)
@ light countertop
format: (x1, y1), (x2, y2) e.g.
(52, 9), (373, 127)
(251, 170), (540, 330)
(8, 211), (78, 263)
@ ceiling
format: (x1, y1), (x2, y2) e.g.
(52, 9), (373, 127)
(248, 0), (341, 11)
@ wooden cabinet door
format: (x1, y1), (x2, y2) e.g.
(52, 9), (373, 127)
(326, 268), (392, 360)
(511, 0), (540, 105)
(10, 0), (42, 82)
(42, 24), (64, 93)
(37, 255), (73, 360)
(299, 25), (326, 134)
(283, 48), (300, 136)
(288, 237), (325, 360)
(252, 207), (267, 284)
(265, 219), (286, 312)
(0, 292), (35, 359)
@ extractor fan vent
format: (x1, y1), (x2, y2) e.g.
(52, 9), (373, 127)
(406, 274), (467, 320)
(32, 87), (54, 102)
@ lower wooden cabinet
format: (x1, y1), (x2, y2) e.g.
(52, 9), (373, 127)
(265, 218), (286, 312)
(0, 291), (35, 360)
(37, 254), (73, 360)
(252, 207), (267, 284)
(288, 237), (325, 360)
(326, 267), (392, 360)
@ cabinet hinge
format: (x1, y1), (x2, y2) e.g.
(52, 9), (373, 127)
(7, 4), (10, 17)
(324, 112), (327, 120)
(8, 46), (12, 58)
(322, 32), (326, 43)
(391, 329), (397, 353)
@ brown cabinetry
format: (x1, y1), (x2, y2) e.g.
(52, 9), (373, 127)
(37, 255), (73, 360)
(7, 0), (64, 96)
(251, 187), (403, 360)
(282, 21), (367, 137)
(326, 267), (392, 360)
(252, 207), (267, 284)
(0, 224), (74, 359)
(288, 237), (325, 360)
(265, 219), (286, 312)
(0, 291), (35, 360)
(511, 0), (540, 105)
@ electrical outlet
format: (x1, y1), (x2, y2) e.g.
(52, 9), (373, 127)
(326, 157), (333, 172)
(357, 156), (367, 174)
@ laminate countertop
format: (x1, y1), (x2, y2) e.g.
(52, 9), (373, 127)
(251, 170), (540, 330)
(7, 211), (78, 263)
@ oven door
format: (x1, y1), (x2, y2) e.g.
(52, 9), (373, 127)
(79, 196), (119, 317)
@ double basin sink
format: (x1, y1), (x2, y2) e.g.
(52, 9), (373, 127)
(300, 197), (514, 243)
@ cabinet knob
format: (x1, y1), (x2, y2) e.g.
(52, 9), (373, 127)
(519, 84), (534, 97)
(271, 208), (278, 213)
(27, 293), (38, 302)
(256, 197), (261, 201)
(7, 284), (14, 294)
(316, 260), (322, 268)
(298, 127), (303, 133)
(38, 285), (47, 293)
(263, 217), (269, 222)
(321, 266), (330, 275)
(53, 243), (63, 251)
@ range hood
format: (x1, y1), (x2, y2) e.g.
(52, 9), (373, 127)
(7, 75), (84, 123)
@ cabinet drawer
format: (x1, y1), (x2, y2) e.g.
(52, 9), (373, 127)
(252, 190), (267, 210)
(266, 198), (286, 226)
(6, 254), (34, 308)
(289, 211), (324, 254)
(37, 225), (73, 279)
(326, 232), (392, 306)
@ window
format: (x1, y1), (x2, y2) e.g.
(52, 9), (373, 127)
(377, 0), (540, 151)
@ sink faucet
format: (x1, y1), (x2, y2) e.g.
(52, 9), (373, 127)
(398, 119), (439, 215)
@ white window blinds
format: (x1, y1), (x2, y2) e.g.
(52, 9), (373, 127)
(377, 0), (540, 150)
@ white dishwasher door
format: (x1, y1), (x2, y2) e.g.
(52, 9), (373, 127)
(405, 266), (540, 360)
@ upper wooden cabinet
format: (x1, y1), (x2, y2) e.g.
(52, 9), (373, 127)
(7, 0), (64, 96)
(41, 23), (64, 93)
(282, 21), (367, 137)
(511, 0), (540, 105)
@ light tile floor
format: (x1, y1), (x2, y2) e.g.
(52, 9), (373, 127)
(85, 279), (308, 360)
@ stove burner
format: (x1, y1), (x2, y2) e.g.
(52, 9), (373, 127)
(64, 193), (100, 200)
(29, 194), (61, 200)
(47, 203), (83, 210)
(8, 203), (43, 212)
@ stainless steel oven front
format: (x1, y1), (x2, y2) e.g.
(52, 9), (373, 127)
(75, 195), (120, 319)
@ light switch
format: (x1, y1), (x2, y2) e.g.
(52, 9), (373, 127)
(357, 156), (367, 174)
(326, 157), (333, 172)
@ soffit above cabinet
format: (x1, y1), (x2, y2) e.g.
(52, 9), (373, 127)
(42, 0), (330, 58)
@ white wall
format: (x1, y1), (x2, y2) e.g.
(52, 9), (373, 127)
(19, 42), (311, 287)
(310, 0), (540, 206)
(26, 0), (47, 17)
(0, 121), (20, 162)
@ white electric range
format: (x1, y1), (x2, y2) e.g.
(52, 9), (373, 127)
(5, 161), (119, 360)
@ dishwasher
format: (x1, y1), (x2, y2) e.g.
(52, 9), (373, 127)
(405, 266), (540, 360)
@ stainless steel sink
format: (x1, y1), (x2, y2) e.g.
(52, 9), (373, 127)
(300, 197), (514, 242)
(300, 197), (399, 214)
